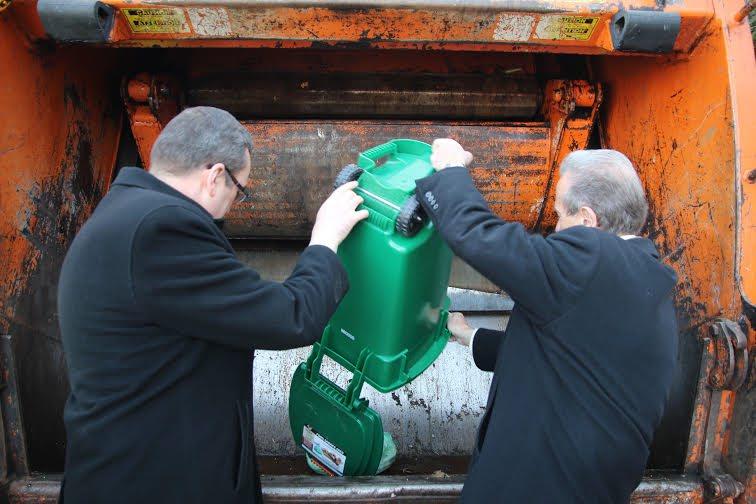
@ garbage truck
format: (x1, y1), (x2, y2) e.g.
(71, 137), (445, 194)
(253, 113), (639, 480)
(0, 0), (753, 502)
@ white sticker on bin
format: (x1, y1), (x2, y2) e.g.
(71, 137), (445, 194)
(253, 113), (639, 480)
(302, 425), (346, 476)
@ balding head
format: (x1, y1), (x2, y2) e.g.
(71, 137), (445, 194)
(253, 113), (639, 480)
(555, 149), (648, 235)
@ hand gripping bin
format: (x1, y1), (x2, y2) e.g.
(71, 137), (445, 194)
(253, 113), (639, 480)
(289, 140), (453, 476)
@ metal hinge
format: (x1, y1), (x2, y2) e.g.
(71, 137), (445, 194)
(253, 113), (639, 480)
(707, 318), (749, 391)
(704, 473), (745, 503)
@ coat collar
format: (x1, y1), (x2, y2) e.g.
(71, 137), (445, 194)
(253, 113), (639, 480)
(622, 234), (660, 260)
(112, 167), (214, 221)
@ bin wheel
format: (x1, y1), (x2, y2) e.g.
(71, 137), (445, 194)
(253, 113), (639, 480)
(334, 164), (364, 189)
(396, 195), (426, 237)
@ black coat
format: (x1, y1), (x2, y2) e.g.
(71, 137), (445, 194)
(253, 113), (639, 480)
(57, 167), (349, 503)
(416, 167), (678, 503)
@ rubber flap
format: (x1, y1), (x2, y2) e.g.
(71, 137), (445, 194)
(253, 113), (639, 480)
(38, 0), (114, 42)
(611, 10), (681, 53)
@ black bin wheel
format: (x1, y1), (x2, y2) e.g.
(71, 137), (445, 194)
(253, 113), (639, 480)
(334, 164), (364, 189)
(396, 195), (426, 237)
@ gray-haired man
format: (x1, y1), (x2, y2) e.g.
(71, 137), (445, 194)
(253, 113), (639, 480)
(58, 107), (367, 503)
(417, 139), (678, 503)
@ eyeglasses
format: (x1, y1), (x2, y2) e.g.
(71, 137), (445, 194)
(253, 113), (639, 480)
(207, 164), (250, 204)
(224, 167), (250, 204)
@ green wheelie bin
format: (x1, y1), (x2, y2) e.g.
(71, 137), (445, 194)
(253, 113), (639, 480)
(289, 139), (453, 476)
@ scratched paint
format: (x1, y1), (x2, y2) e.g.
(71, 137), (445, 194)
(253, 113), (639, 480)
(593, 21), (747, 472)
(0, 10), (122, 471)
(225, 121), (553, 238)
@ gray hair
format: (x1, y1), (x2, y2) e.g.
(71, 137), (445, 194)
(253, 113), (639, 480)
(558, 149), (648, 235)
(150, 106), (253, 179)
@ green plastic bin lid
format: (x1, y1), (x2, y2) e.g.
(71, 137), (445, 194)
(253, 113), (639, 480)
(288, 364), (384, 476)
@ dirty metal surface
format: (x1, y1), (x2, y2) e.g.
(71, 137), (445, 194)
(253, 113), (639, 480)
(535, 79), (602, 231)
(226, 120), (553, 238)
(124, 72), (599, 238)
(179, 46), (538, 77)
(0, 11), (123, 471)
(707, 319), (749, 391)
(258, 455), (471, 476)
(722, 360), (755, 504)
(186, 72), (541, 120)
(0, 336), (29, 481)
(725, 0), (756, 308)
(123, 73), (182, 167)
(683, 338), (715, 473)
(86, 0), (711, 56)
(7, 474), (61, 504)
(594, 20), (743, 471)
(5, 473), (706, 504)
(146, 0), (659, 9)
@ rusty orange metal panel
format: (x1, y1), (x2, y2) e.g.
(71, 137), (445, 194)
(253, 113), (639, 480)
(29, 1), (702, 55)
(0, 7), (122, 471)
(719, 0), (756, 308)
(593, 11), (748, 477)
(595, 31), (739, 331)
(223, 120), (553, 238)
(181, 47), (538, 76)
(103, 1), (618, 44)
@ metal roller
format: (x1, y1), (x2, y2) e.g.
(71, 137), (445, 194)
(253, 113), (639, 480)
(186, 73), (541, 120)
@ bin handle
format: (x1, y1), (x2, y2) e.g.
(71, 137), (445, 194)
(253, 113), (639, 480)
(305, 343), (367, 410)
(359, 141), (398, 169)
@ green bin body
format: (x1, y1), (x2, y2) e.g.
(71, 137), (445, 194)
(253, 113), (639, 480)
(289, 139), (453, 476)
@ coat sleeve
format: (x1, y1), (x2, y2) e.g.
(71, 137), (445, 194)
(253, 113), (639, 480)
(130, 205), (349, 351)
(471, 328), (505, 372)
(416, 167), (601, 325)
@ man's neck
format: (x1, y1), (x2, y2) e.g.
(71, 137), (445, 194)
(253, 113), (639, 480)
(151, 169), (199, 201)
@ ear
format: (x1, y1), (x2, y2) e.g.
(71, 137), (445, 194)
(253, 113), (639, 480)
(579, 206), (598, 228)
(206, 163), (225, 197)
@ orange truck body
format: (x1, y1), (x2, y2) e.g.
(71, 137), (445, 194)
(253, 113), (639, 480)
(0, 0), (753, 502)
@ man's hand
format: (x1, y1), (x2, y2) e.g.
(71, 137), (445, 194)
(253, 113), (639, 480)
(447, 312), (475, 347)
(310, 181), (369, 253)
(431, 139), (474, 171)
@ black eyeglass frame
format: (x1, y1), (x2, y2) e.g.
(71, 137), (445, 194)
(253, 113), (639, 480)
(207, 164), (250, 204)
(225, 166), (250, 204)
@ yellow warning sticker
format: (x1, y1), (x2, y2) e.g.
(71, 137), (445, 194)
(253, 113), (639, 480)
(123, 8), (190, 34)
(533, 15), (599, 41)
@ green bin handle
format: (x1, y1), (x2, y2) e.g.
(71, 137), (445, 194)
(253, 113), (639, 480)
(359, 141), (398, 169)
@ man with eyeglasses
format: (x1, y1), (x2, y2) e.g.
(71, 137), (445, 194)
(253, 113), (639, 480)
(57, 107), (368, 503)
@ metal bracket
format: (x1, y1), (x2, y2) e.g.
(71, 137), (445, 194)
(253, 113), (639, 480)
(534, 80), (602, 231)
(708, 318), (749, 391)
(704, 473), (745, 503)
(122, 73), (183, 168)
